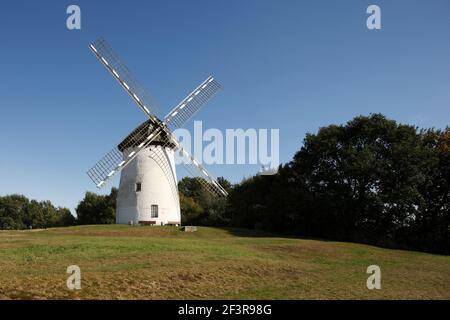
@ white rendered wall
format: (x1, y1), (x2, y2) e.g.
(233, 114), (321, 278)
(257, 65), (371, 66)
(116, 146), (181, 225)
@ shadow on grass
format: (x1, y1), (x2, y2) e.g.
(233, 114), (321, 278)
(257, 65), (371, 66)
(207, 226), (328, 241)
(208, 227), (450, 255)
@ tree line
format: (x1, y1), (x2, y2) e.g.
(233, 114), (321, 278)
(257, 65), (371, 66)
(1, 114), (448, 254)
(0, 195), (76, 229)
(181, 114), (449, 254)
(0, 188), (118, 230)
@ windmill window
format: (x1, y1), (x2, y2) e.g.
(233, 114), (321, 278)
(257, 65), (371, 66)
(151, 205), (158, 218)
(135, 182), (142, 192)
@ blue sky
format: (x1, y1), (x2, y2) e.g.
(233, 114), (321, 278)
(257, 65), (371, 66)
(0, 0), (449, 214)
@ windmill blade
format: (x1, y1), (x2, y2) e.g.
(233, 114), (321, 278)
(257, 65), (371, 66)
(147, 129), (228, 197)
(89, 37), (160, 120)
(87, 120), (163, 188)
(163, 76), (221, 131)
(148, 128), (228, 197)
(180, 159), (228, 198)
(175, 143), (228, 197)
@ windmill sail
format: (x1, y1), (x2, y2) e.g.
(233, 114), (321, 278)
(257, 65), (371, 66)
(177, 147), (229, 197)
(89, 37), (160, 119)
(87, 37), (228, 199)
(87, 121), (162, 188)
(163, 76), (221, 130)
(138, 128), (228, 198)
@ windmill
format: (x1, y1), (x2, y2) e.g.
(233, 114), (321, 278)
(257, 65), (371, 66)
(86, 37), (228, 226)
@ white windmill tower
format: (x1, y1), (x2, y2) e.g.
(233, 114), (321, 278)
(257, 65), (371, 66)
(86, 37), (228, 226)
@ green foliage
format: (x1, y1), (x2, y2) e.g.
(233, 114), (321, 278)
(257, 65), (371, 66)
(180, 193), (204, 225)
(226, 114), (450, 254)
(2, 114), (447, 255)
(178, 177), (231, 226)
(0, 194), (76, 230)
(76, 188), (117, 225)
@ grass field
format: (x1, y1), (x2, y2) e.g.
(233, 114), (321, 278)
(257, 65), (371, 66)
(0, 225), (448, 300)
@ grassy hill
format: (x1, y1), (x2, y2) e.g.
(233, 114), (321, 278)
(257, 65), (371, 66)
(0, 225), (448, 300)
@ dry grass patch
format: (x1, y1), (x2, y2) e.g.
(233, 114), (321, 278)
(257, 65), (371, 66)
(0, 225), (448, 299)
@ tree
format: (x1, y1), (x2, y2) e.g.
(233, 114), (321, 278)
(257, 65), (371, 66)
(217, 177), (232, 193)
(180, 193), (204, 225)
(178, 177), (232, 226)
(0, 195), (28, 229)
(76, 188), (117, 225)
(0, 194), (76, 229)
(226, 114), (449, 254)
(413, 127), (450, 252)
(57, 208), (77, 227)
(289, 114), (436, 243)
